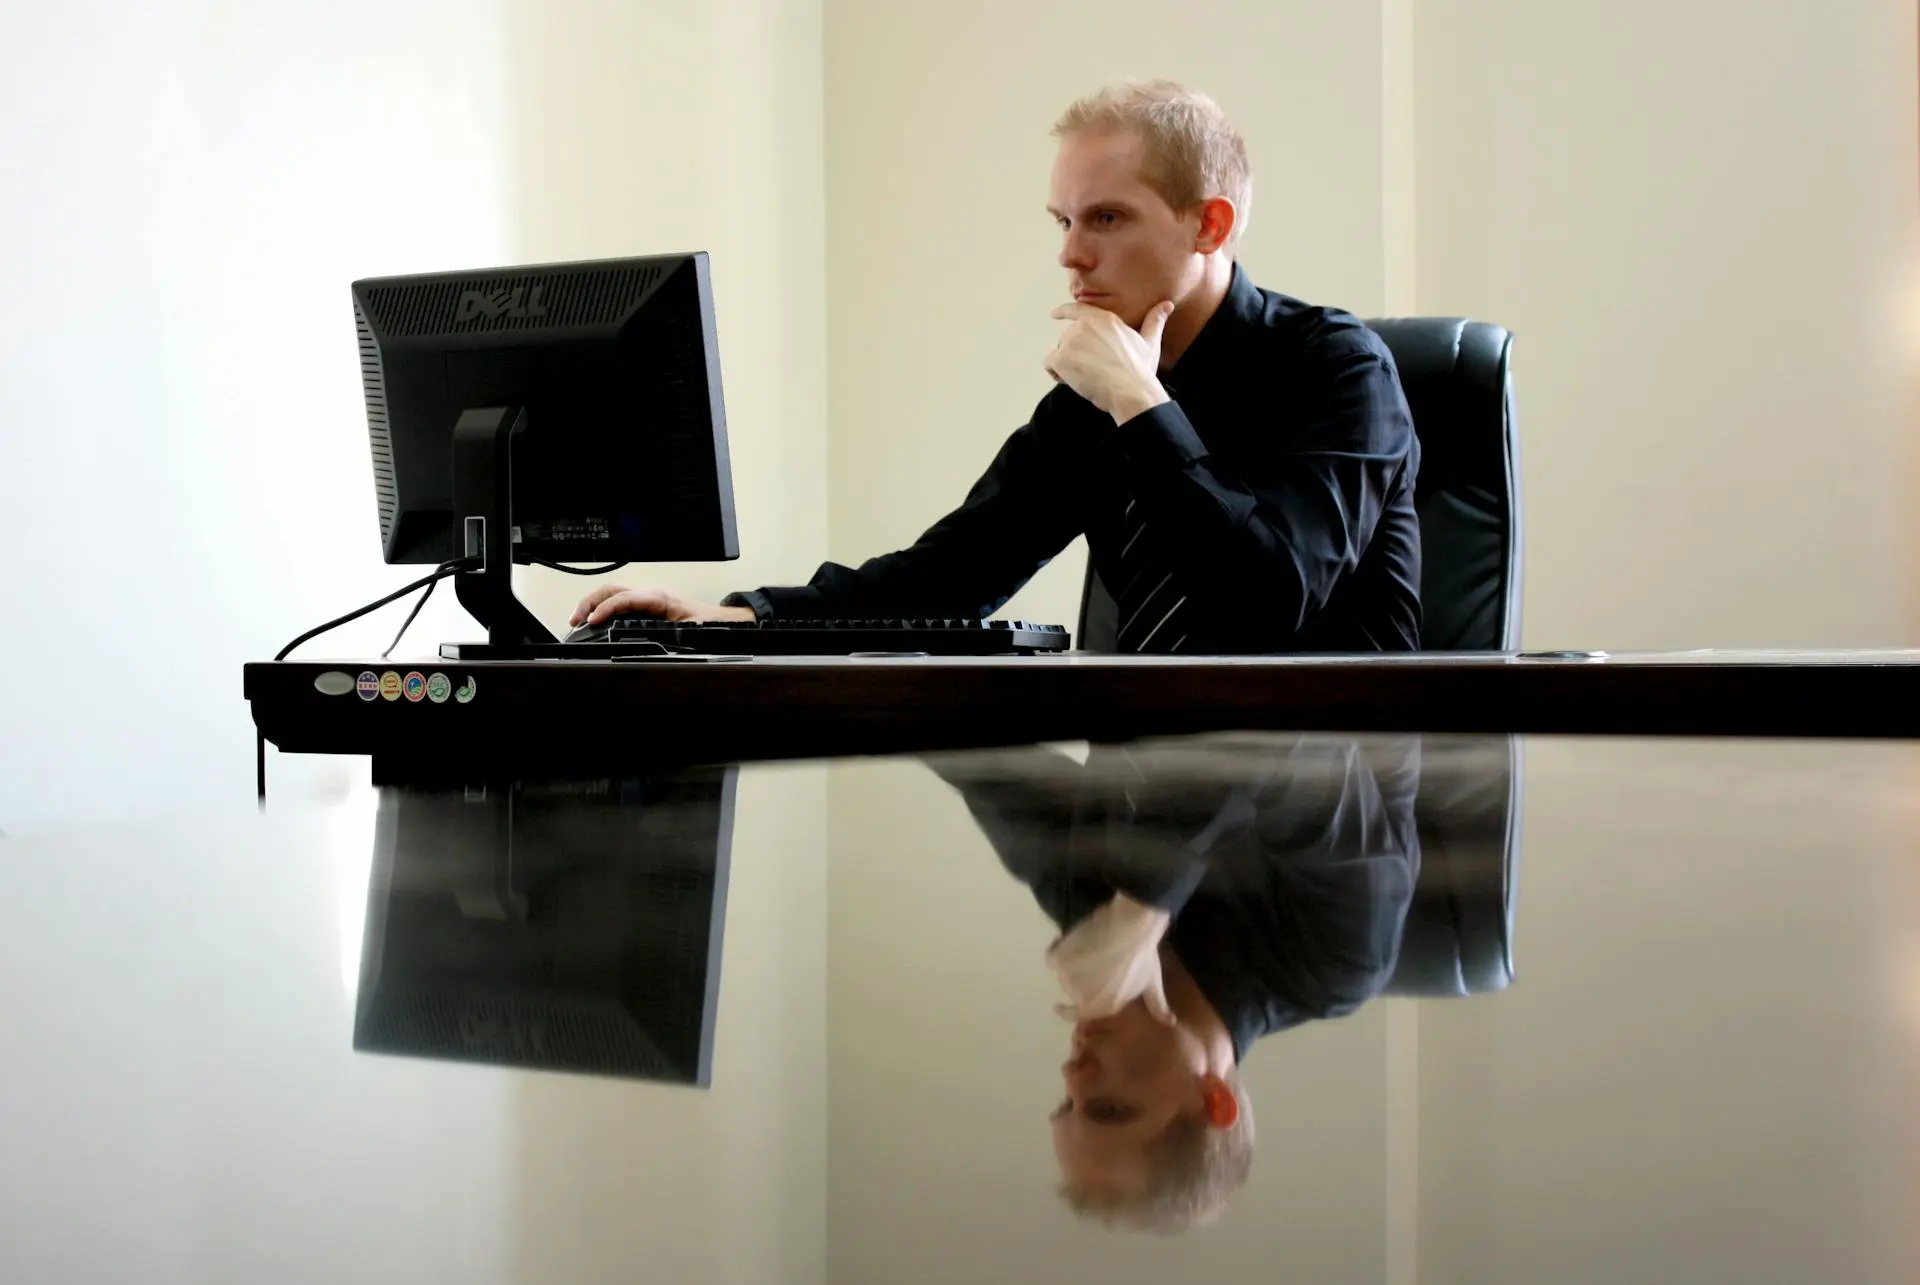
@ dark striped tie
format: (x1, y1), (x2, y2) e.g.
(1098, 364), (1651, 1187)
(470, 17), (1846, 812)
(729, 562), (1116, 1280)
(1115, 496), (1192, 653)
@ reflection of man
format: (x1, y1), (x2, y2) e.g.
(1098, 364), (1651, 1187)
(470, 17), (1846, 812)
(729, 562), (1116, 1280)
(928, 734), (1420, 1232)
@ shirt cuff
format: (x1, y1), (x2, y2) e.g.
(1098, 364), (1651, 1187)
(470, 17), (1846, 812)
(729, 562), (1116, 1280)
(1110, 400), (1207, 471)
(723, 586), (832, 619)
(719, 589), (775, 620)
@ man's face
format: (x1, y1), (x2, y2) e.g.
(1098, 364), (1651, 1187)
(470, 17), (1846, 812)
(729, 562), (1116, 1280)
(1048, 129), (1204, 330)
(1051, 1001), (1203, 1197)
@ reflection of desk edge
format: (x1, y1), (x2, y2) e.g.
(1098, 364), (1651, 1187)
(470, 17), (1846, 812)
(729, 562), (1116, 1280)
(245, 652), (1920, 770)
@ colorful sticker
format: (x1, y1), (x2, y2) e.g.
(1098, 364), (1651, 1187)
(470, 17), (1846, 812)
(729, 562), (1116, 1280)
(379, 671), (403, 701)
(356, 670), (381, 701)
(403, 671), (427, 702)
(313, 671), (354, 697)
(454, 675), (477, 704)
(426, 672), (452, 704)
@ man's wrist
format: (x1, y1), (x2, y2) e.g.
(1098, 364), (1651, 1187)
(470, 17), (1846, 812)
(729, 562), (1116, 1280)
(1109, 381), (1171, 426)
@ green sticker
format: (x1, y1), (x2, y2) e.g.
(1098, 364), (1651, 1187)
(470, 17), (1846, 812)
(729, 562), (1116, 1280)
(454, 676), (477, 704)
(426, 672), (452, 704)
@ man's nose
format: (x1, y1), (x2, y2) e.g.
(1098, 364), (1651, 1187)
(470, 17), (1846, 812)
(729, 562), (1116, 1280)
(1062, 1049), (1098, 1092)
(1059, 232), (1093, 272)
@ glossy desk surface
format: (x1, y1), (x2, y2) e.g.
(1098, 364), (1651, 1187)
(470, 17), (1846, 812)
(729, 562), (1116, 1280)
(6, 729), (1917, 1283)
(246, 649), (1920, 773)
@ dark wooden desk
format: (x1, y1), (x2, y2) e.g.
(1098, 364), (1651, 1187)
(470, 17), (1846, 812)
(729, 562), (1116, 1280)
(245, 650), (1920, 774)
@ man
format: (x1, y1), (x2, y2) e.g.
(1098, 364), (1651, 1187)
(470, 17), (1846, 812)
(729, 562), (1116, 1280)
(925, 733), (1422, 1231)
(575, 80), (1421, 653)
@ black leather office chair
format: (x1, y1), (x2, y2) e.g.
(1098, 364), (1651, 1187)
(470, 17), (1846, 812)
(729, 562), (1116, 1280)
(1366, 317), (1522, 651)
(1074, 317), (1523, 653)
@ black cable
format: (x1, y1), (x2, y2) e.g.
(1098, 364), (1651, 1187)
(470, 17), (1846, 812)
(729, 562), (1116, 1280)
(259, 557), (478, 804)
(534, 560), (627, 576)
(273, 558), (474, 662)
(382, 572), (441, 659)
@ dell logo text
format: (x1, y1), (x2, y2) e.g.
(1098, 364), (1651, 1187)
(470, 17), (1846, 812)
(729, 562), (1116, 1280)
(456, 285), (549, 323)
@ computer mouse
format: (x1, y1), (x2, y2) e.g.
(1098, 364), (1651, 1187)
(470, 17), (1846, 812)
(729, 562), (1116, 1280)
(564, 618), (617, 644)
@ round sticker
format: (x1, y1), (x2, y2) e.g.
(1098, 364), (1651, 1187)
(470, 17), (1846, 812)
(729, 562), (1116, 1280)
(426, 672), (452, 704)
(356, 671), (381, 701)
(379, 671), (403, 701)
(313, 671), (354, 697)
(403, 672), (427, 702)
(454, 676), (478, 704)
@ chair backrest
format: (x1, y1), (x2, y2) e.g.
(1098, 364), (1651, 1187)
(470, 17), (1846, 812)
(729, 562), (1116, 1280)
(1076, 316), (1523, 652)
(1365, 317), (1523, 651)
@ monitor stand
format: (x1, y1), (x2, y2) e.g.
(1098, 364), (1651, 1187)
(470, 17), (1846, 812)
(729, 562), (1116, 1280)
(437, 405), (712, 663)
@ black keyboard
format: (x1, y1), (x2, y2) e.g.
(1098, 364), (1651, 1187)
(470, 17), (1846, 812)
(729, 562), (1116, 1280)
(606, 617), (1071, 656)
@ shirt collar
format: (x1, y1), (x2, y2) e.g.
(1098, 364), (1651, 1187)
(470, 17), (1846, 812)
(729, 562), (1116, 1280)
(1164, 260), (1263, 388)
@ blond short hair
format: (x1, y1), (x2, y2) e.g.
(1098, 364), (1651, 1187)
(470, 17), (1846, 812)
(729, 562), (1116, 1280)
(1059, 1074), (1256, 1233)
(1052, 80), (1253, 254)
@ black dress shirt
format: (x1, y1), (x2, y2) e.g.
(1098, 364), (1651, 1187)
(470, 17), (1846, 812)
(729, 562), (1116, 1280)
(727, 263), (1423, 653)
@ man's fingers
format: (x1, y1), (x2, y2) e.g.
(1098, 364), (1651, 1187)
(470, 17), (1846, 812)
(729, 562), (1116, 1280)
(570, 583), (627, 625)
(1044, 336), (1068, 383)
(1051, 302), (1096, 321)
(1144, 978), (1175, 1025)
(587, 587), (673, 624)
(1139, 299), (1174, 346)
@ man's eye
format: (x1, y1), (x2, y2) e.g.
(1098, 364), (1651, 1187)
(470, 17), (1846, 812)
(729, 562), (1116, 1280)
(1095, 211), (1119, 226)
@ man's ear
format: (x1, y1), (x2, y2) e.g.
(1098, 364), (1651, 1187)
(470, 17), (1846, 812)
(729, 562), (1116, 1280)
(1198, 1073), (1239, 1129)
(1193, 197), (1236, 255)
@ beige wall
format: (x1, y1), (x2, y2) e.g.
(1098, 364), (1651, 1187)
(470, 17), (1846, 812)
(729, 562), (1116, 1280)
(1415, 0), (1919, 649)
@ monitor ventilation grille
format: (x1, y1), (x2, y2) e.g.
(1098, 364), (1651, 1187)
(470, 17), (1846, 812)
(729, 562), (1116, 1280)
(359, 987), (677, 1079)
(355, 301), (397, 540)
(363, 265), (667, 337)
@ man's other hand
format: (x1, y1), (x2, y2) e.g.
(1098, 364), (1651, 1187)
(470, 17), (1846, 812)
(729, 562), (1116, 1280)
(1047, 893), (1175, 1025)
(570, 585), (755, 627)
(1045, 300), (1175, 424)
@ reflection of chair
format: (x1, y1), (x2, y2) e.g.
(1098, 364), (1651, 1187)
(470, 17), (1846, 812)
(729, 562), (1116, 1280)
(1386, 736), (1521, 997)
(1074, 317), (1523, 653)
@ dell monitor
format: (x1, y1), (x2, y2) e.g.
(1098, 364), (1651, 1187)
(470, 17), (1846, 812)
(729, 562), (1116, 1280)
(351, 252), (738, 658)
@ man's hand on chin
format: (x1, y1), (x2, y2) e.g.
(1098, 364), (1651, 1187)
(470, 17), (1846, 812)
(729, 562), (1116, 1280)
(1045, 299), (1175, 425)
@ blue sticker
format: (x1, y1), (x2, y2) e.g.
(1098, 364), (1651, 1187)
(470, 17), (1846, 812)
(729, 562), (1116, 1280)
(403, 671), (427, 703)
(356, 671), (381, 701)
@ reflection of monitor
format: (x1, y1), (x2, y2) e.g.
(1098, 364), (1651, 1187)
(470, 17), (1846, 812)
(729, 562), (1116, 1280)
(351, 253), (738, 657)
(354, 767), (736, 1086)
